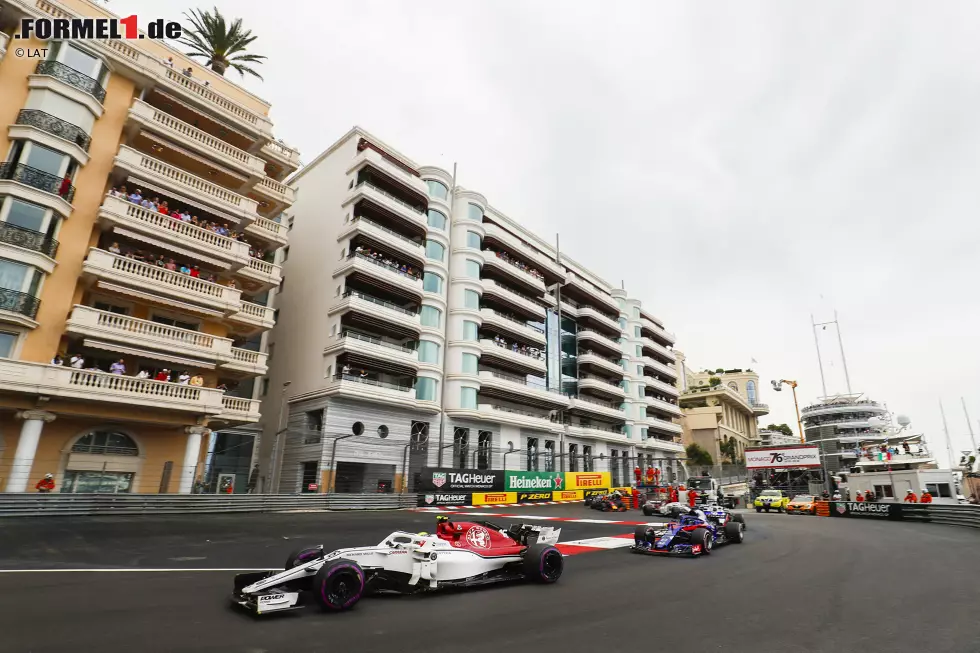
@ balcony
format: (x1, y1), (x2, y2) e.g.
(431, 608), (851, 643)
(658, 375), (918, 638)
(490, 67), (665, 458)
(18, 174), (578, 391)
(261, 140), (302, 173)
(0, 162), (75, 203)
(482, 223), (565, 281)
(566, 423), (628, 443)
(237, 257), (283, 290)
(644, 375), (679, 398)
(578, 306), (622, 337)
(800, 401), (888, 418)
(578, 353), (625, 378)
(347, 147), (429, 197)
(0, 359), (225, 414)
(127, 99), (266, 178)
(752, 402), (770, 416)
(344, 182), (427, 232)
(228, 300), (276, 331)
(325, 373), (419, 410)
(0, 288), (41, 325)
(113, 145), (260, 222)
(647, 416), (683, 436)
(82, 248), (242, 315)
(156, 65), (273, 138)
(339, 216), (424, 263)
(0, 221), (58, 259)
(640, 437), (685, 453)
(642, 357), (678, 381)
(482, 250), (547, 294)
(97, 195), (251, 268)
(15, 109), (91, 152)
(65, 304), (233, 361)
(244, 216), (289, 248)
(479, 339), (547, 376)
(214, 396), (262, 424)
(854, 452), (936, 468)
(576, 329), (621, 356)
(479, 309), (546, 346)
(474, 403), (563, 433)
(641, 337), (676, 363)
(481, 279), (547, 320)
(566, 275), (619, 316)
(578, 374), (627, 399)
(325, 331), (419, 370)
(646, 395), (683, 418)
(477, 371), (570, 409)
(568, 396), (626, 422)
(333, 253), (424, 298)
(254, 174), (296, 206)
(330, 290), (421, 332)
(34, 60), (106, 103)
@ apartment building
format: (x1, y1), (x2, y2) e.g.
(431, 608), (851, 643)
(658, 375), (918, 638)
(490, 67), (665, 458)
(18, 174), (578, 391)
(0, 0), (294, 494)
(679, 368), (769, 464)
(260, 127), (685, 494)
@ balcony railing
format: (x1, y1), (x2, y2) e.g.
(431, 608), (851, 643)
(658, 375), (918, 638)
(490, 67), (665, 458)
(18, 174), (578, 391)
(334, 373), (412, 392)
(231, 347), (262, 366)
(487, 404), (558, 421)
(16, 109), (91, 151)
(577, 328), (620, 350)
(256, 175), (295, 203)
(0, 163), (75, 202)
(483, 338), (546, 361)
(341, 330), (415, 353)
(351, 216), (422, 248)
(0, 288), (41, 319)
(34, 60), (106, 103)
(481, 370), (563, 394)
(0, 221), (58, 258)
(752, 402), (770, 412)
(356, 181), (424, 215)
(484, 309), (544, 333)
(573, 395), (624, 411)
(246, 216), (289, 244)
(67, 305), (231, 356)
(569, 423), (623, 435)
(579, 373), (624, 389)
(349, 252), (422, 280)
(70, 442), (139, 456)
(343, 290), (417, 316)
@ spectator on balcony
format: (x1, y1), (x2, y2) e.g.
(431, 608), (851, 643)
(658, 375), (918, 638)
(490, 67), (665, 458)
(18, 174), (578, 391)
(158, 201), (170, 215)
(902, 441), (911, 454)
(177, 372), (191, 385)
(227, 279), (238, 289)
(341, 364), (351, 375)
(108, 242), (122, 255)
(128, 189), (143, 204)
(182, 66), (193, 77)
(109, 359), (126, 375)
(58, 175), (73, 198)
(165, 258), (177, 271)
(189, 374), (204, 386)
(136, 369), (150, 379)
(70, 354), (84, 369)
(51, 354), (64, 366)
(179, 264), (191, 274)
(190, 265), (200, 278)
(155, 369), (170, 382)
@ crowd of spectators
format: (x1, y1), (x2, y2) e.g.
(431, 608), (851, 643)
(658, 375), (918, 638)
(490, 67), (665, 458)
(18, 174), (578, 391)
(484, 248), (544, 280)
(489, 334), (545, 360)
(52, 354), (211, 387)
(858, 442), (919, 460)
(352, 245), (420, 278)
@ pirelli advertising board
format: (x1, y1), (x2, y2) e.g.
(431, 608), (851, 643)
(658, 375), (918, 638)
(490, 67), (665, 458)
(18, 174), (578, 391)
(472, 492), (517, 506)
(564, 471), (612, 491)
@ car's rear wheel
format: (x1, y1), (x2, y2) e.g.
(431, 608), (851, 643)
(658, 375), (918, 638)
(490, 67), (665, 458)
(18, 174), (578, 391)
(285, 547), (322, 570)
(724, 521), (744, 543)
(755, 506), (762, 513)
(732, 513), (746, 530)
(313, 559), (365, 611)
(642, 505), (654, 516)
(523, 543), (563, 583)
(690, 528), (712, 555)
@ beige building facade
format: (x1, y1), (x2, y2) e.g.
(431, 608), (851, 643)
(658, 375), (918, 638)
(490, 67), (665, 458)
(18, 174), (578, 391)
(0, 0), (294, 493)
(679, 368), (769, 465)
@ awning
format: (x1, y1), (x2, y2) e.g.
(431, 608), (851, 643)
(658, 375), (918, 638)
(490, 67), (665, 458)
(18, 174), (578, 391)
(126, 176), (243, 225)
(82, 338), (216, 369)
(148, 88), (257, 144)
(113, 227), (231, 269)
(137, 129), (250, 184)
(95, 281), (225, 318)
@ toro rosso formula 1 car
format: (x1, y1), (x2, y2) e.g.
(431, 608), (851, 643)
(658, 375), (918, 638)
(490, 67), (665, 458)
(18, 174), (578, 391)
(631, 507), (745, 557)
(232, 516), (564, 615)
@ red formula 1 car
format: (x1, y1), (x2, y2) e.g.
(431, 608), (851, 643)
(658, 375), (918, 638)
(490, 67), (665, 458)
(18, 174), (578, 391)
(232, 516), (564, 615)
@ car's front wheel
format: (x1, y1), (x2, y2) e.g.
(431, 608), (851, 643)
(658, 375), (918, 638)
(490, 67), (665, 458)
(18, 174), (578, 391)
(724, 521), (744, 544)
(523, 543), (563, 583)
(689, 528), (712, 555)
(642, 506), (654, 516)
(313, 559), (365, 611)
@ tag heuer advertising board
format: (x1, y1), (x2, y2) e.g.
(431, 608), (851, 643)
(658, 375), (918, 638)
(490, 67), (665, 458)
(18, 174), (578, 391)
(419, 467), (504, 491)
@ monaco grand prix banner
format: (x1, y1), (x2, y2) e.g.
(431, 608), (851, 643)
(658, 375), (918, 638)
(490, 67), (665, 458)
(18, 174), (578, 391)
(745, 446), (821, 469)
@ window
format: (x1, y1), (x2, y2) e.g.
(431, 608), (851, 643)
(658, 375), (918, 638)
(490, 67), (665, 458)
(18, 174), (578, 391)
(301, 461), (319, 492)
(926, 483), (953, 498)
(418, 340), (440, 364)
(641, 428), (648, 440)
(416, 377), (437, 401)
(633, 307), (640, 318)
(281, 247), (289, 263)
(423, 272), (443, 294)
(426, 180), (449, 200)
(151, 315), (199, 331)
(61, 43), (102, 78)
(477, 431), (492, 469)
(746, 380), (757, 404)
(464, 259), (481, 278)
(453, 427), (469, 468)
(460, 386), (477, 409)
(466, 203), (483, 221)
(24, 142), (68, 177)
(93, 301), (128, 315)
(636, 345), (642, 357)
(463, 289), (480, 309)
(619, 318), (627, 330)
(4, 198), (48, 232)
(0, 331), (17, 358)
(583, 445), (593, 472)
(267, 343), (275, 362)
(461, 353), (478, 374)
(72, 430), (139, 456)
(306, 410), (323, 432)
(0, 258), (30, 292)
(25, 89), (95, 132)
(568, 443), (579, 472)
(634, 326), (641, 337)
(728, 381), (738, 392)
(624, 425), (631, 439)
(638, 385), (644, 398)
(611, 450), (620, 486)
(427, 209), (447, 230)
(621, 379), (630, 393)
(873, 484), (895, 499)
(462, 320), (479, 341)
(637, 365), (643, 376)
(466, 231), (481, 249)
(527, 437), (539, 471)
(544, 440), (555, 471)
(425, 240), (445, 262)
(420, 305), (442, 328)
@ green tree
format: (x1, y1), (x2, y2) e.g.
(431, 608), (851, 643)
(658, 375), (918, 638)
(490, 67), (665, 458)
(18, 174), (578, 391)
(715, 368), (725, 373)
(180, 6), (267, 79)
(766, 423), (794, 436)
(719, 438), (738, 465)
(709, 376), (721, 387)
(685, 443), (713, 466)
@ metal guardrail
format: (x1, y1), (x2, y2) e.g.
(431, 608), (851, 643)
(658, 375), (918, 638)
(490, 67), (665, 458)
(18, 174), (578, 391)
(817, 501), (980, 529)
(0, 493), (418, 517)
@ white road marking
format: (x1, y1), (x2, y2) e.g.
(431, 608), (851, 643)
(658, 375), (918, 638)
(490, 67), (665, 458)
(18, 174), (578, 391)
(557, 536), (635, 549)
(0, 568), (277, 573)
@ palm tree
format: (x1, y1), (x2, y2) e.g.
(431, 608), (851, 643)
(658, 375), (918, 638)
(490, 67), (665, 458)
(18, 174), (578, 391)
(179, 7), (266, 80)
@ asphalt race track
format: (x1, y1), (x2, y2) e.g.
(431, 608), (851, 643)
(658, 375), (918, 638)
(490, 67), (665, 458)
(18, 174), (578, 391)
(2, 504), (979, 653)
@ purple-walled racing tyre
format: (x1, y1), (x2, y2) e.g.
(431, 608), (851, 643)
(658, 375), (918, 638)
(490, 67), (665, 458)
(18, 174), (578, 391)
(522, 543), (563, 583)
(313, 559), (365, 611)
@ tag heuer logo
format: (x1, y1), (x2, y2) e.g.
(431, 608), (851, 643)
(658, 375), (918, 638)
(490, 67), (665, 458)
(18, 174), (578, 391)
(425, 495), (434, 504)
(836, 504), (847, 514)
(553, 474), (563, 489)
(432, 472), (446, 488)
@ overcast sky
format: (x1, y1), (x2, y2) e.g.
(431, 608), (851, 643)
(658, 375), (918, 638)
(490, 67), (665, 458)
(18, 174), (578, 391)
(120, 0), (980, 465)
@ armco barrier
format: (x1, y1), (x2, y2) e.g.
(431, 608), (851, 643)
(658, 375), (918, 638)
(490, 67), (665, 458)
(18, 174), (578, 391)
(0, 493), (418, 517)
(819, 501), (980, 529)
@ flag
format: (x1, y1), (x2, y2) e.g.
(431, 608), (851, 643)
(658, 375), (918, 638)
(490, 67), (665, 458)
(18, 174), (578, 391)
(751, 358), (758, 364)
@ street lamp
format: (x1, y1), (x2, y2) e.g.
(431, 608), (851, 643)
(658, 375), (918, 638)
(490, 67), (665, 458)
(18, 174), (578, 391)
(771, 379), (805, 444)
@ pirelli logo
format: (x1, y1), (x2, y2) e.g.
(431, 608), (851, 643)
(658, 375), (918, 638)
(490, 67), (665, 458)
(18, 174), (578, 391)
(578, 474), (604, 487)
(483, 493), (509, 503)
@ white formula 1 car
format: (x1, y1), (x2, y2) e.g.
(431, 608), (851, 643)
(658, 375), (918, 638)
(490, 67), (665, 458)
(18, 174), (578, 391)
(232, 516), (564, 615)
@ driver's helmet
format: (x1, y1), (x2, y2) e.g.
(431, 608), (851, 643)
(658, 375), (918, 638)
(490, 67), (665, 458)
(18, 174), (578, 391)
(612, 490), (622, 498)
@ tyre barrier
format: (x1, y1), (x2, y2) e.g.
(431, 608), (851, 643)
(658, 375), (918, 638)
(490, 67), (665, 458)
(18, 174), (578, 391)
(0, 493), (419, 517)
(817, 501), (980, 528)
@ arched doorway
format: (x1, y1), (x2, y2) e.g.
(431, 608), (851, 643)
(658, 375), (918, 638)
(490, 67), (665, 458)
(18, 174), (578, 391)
(62, 429), (142, 493)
